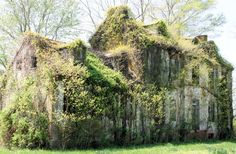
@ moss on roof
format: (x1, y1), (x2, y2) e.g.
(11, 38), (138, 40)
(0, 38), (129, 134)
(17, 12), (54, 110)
(199, 41), (234, 70)
(144, 20), (170, 38)
(22, 32), (86, 53)
(89, 5), (174, 52)
(23, 32), (63, 51)
(23, 33), (128, 90)
(89, 5), (233, 73)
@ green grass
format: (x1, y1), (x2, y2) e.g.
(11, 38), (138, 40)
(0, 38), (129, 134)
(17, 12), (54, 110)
(1, 141), (236, 154)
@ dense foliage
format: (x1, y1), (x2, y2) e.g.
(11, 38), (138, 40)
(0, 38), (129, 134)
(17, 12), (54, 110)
(0, 78), (49, 148)
(89, 6), (173, 52)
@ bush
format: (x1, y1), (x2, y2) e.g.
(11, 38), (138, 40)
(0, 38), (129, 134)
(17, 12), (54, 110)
(0, 78), (49, 148)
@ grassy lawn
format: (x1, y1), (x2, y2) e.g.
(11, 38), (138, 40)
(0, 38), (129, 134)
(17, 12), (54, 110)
(1, 141), (236, 154)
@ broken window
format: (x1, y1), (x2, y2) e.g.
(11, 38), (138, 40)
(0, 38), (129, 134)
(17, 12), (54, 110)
(63, 96), (77, 113)
(170, 100), (176, 121)
(215, 68), (219, 77)
(208, 101), (215, 122)
(211, 68), (219, 79)
(31, 56), (37, 68)
(16, 60), (22, 70)
(209, 68), (219, 89)
(192, 67), (199, 85)
(192, 99), (200, 131)
(55, 82), (64, 112)
(63, 96), (68, 112)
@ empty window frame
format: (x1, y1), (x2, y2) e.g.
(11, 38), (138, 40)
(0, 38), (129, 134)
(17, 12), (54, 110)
(192, 67), (199, 85)
(170, 100), (177, 122)
(16, 60), (22, 70)
(192, 99), (200, 131)
(208, 101), (215, 122)
(31, 56), (37, 68)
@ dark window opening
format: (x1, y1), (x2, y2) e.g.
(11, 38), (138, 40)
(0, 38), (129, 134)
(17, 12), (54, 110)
(210, 70), (214, 80)
(170, 100), (176, 121)
(63, 95), (76, 113)
(31, 56), (37, 68)
(208, 101), (215, 122)
(16, 60), (22, 70)
(209, 68), (219, 89)
(63, 96), (69, 112)
(211, 68), (219, 79)
(192, 99), (200, 131)
(215, 69), (219, 77)
(192, 67), (199, 85)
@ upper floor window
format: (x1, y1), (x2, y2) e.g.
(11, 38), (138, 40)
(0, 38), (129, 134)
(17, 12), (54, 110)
(16, 60), (22, 70)
(210, 68), (219, 79)
(192, 67), (199, 85)
(208, 101), (215, 122)
(31, 56), (37, 68)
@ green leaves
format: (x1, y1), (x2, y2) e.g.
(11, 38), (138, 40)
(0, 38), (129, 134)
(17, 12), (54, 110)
(85, 52), (127, 90)
(0, 78), (49, 148)
(151, 0), (225, 36)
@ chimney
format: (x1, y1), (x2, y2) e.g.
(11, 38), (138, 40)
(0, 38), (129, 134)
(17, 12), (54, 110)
(193, 35), (208, 44)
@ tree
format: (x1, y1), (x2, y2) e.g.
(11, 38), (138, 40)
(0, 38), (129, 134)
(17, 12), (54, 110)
(233, 82), (236, 117)
(79, 0), (225, 37)
(0, 37), (8, 70)
(149, 0), (225, 36)
(0, 0), (81, 70)
(79, 0), (152, 33)
(131, 0), (152, 22)
(0, 0), (81, 40)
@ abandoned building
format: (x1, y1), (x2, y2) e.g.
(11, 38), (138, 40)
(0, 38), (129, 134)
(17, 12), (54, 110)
(0, 6), (234, 148)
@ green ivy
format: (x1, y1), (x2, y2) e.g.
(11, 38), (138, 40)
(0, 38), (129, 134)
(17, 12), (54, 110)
(89, 6), (173, 52)
(0, 78), (49, 148)
(199, 41), (233, 70)
(85, 52), (128, 91)
(145, 20), (170, 38)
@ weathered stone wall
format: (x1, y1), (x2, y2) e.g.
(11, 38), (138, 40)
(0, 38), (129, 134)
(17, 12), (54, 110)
(0, 35), (87, 148)
(94, 39), (232, 141)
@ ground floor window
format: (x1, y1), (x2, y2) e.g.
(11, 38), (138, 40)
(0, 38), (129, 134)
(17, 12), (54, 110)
(170, 100), (176, 122)
(192, 99), (200, 131)
(208, 101), (215, 122)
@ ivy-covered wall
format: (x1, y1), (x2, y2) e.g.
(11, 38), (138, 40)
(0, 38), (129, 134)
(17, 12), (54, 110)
(89, 5), (234, 142)
(0, 6), (234, 149)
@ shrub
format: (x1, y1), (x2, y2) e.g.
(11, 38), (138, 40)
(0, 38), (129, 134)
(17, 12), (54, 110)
(0, 78), (49, 148)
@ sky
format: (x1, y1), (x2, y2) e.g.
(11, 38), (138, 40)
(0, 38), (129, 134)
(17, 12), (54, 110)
(212, 0), (236, 111)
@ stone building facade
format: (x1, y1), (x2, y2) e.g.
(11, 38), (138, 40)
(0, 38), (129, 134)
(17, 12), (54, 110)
(0, 6), (234, 148)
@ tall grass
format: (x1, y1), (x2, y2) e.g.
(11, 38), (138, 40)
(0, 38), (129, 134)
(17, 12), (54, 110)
(0, 141), (236, 154)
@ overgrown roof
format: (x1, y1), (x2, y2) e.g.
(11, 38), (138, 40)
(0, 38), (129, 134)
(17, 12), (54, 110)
(199, 41), (234, 70)
(89, 5), (174, 52)
(90, 6), (233, 71)
(13, 32), (128, 91)
(20, 32), (86, 53)
(12, 32), (63, 64)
